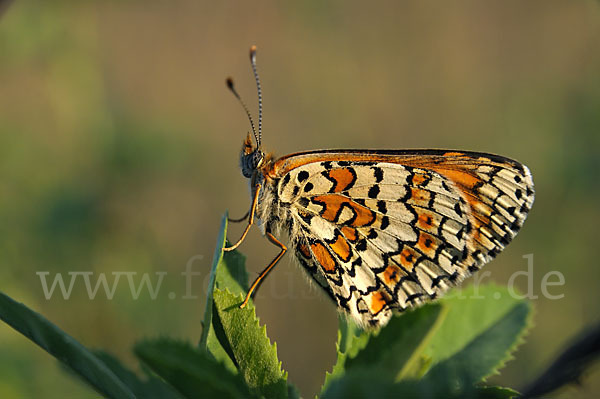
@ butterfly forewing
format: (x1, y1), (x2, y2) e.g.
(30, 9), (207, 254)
(266, 150), (534, 328)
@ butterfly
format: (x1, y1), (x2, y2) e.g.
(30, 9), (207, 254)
(224, 46), (535, 329)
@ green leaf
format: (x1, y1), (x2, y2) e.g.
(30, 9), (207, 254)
(421, 284), (532, 384)
(321, 315), (371, 393)
(212, 288), (288, 399)
(93, 350), (183, 399)
(337, 315), (369, 356)
(321, 368), (412, 399)
(423, 284), (528, 365)
(215, 243), (249, 297)
(205, 322), (239, 374)
(208, 299), (239, 373)
(199, 213), (228, 349)
(475, 386), (520, 398)
(346, 303), (447, 381)
(322, 368), (520, 399)
(321, 304), (445, 396)
(322, 367), (460, 399)
(199, 214), (238, 373)
(202, 215), (250, 373)
(322, 284), (530, 398)
(424, 301), (530, 391)
(134, 338), (254, 399)
(0, 292), (136, 399)
(287, 383), (302, 399)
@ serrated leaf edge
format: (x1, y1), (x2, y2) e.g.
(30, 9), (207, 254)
(479, 301), (534, 382)
(213, 287), (288, 397)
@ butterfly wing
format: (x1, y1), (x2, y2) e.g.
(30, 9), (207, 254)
(268, 150), (534, 328)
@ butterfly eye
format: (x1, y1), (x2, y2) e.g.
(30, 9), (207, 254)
(241, 150), (264, 178)
(254, 151), (265, 168)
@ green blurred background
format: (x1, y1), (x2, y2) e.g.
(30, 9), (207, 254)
(1, 1), (599, 397)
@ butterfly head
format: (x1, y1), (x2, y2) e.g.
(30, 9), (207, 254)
(241, 133), (264, 178)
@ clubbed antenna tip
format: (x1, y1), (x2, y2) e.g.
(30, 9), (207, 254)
(225, 76), (258, 145)
(225, 46), (263, 149)
(249, 45), (262, 147)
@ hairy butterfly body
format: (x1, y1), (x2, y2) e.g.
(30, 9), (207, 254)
(224, 47), (534, 328)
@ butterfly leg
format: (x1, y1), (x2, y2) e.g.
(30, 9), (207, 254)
(240, 231), (287, 309)
(228, 210), (250, 223)
(224, 183), (261, 252)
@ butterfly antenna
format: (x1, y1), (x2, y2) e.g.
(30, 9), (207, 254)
(226, 77), (259, 146)
(249, 45), (262, 148)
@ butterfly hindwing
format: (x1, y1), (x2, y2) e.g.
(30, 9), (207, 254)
(272, 150), (534, 328)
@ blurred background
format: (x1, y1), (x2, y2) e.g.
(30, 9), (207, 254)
(1, 1), (599, 397)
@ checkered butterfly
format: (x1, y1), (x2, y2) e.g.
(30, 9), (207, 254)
(224, 47), (534, 328)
